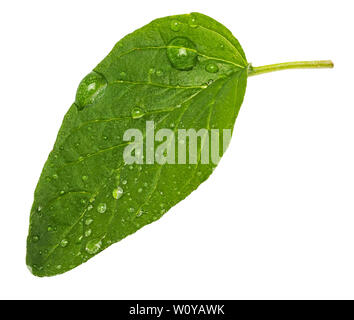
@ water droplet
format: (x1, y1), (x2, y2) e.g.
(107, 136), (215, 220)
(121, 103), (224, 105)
(81, 175), (88, 182)
(97, 203), (107, 213)
(122, 179), (127, 185)
(75, 71), (107, 110)
(32, 235), (39, 242)
(129, 207), (135, 213)
(188, 16), (198, 28)
(87, 204), (93, 211)
(131, 107), (145, 119)
(85, 218), (93, 226)
(137, 210), (144, 217)
(60, 190), (65, 195)
(119, 71), (126, 78)
(47, 226), (53, 232)
(112, 186), (124, 199)
(56, 265), (62, 270)
(52, 173), (58, 179)
(170, 20), (182, 32)
(156, 70), (163, 76)
(60, 239), (68, 248)
(148, 68), (155, 74)
(167, 37), (198, 71)
(85, 239), (102, 255)
(85, 229), (92, 237)
(205, 62), (219, 73)
(138, 188), (142, 193)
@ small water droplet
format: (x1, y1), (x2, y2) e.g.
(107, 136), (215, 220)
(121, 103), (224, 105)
(131, 107), (145, 119)
(60, 190), (65, 195)
(97, 203), (107, 213)
(170, 20), (182, 32)
(47, 226), (53, 232)
(119, 71), (126, 78)
(122, 179), (127, 185)
(52, 173), (58, 179)
(85, 218), (93, 226)
(205, 62), (219, 73)
(137, 210), (144, 217)
(87, 204), (93, 211)
(85, 229), (92, 237)
(138, 188), (142, 193)
(85, 239), (102, 255)
(188, 16), (198, 28)
(32, 235), (39, 242)
(56, 265), (62, 270)
(129, 207), (135, 213)
(167, 37), (198, 71)
(156, 70), (163, 76)
(112, 186), (124, 199)
(60, 239), (68, 248)
(75, 71), (107, 110)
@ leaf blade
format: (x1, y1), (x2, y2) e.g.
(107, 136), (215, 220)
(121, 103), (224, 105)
(26, 12), (248, 276)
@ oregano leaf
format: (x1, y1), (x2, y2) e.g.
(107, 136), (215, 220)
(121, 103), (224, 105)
(26, 12), (333, 276)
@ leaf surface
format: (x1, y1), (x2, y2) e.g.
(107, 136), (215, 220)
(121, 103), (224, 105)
(26, 12), (248, 276)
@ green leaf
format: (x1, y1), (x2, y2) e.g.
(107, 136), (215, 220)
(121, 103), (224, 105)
(28, 12), (333, 276)
(26, 12), (248, 276)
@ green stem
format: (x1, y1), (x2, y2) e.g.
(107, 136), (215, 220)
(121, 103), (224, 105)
(248, 60), (334, 77)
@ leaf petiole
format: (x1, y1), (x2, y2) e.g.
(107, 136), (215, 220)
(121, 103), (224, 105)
(248, 60), (334, 76)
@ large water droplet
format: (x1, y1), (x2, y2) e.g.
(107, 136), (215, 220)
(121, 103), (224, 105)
(85, 239), (102, 255)
(112, 186), (124, 200)
(167, 37), (198, 71)
(131, 107), (145, 119)
(97, 203), (107, 213)
(75, 71), (107, 110)
(205, 62), (219, 73)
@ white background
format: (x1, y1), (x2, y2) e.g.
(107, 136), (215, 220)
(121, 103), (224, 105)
(0, 0), (353, 299)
